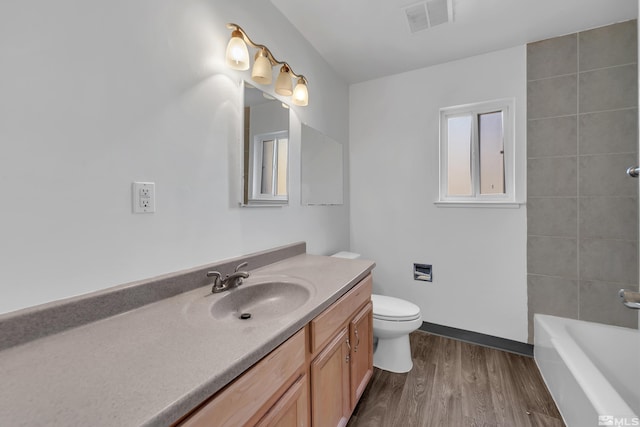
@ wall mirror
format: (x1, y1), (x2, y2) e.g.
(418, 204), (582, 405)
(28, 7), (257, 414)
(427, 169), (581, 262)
(301, 124), (344, 205)
(242, 83), (290, 206)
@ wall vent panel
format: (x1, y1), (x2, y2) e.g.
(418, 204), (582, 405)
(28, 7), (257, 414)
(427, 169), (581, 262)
(402, 0), (453, 34)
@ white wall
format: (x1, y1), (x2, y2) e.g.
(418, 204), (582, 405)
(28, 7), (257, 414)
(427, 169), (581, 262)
(0, 0), (350, 315)
(350, 46), (528, 342)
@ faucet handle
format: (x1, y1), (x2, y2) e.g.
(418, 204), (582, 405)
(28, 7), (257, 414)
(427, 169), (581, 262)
(207, 271), (226, 293)
(619, 288), (640, 309)
(234, 261), (248, 272)
(207, 271), (222, 279)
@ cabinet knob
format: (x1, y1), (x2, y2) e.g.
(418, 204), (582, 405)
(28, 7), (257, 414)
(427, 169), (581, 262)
(354, 328), (360, 352)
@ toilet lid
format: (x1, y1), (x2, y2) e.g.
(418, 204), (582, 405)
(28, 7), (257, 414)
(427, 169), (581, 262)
(371, 294), (421, 322)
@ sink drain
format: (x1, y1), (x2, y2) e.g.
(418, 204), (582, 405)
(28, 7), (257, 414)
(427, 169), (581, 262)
(240, 313), (252, 320)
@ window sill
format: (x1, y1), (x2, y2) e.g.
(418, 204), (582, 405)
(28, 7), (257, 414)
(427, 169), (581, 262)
(240, 201), (287, 208)
(434, 200), (524, 209)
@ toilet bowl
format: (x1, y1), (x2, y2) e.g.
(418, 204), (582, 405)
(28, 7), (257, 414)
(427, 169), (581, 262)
(371, 294), (422, 373)
(331, 251), (423, 373)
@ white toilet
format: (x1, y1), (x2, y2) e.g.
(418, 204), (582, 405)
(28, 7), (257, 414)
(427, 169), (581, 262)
(331, 252), (423, 373)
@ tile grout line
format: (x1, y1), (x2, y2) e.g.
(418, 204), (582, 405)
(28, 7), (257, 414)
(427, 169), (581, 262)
(528, 106), (638, 122)
(527, 61), (638, 83)
(576, 33), (581, 321)
(528, 234), (638, 243)
(528, 152), (639, 161)
(528, 272), (638, 287)
(527, 195), (638, 198)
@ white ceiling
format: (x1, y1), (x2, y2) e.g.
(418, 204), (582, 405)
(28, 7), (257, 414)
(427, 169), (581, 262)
(271, 0), (638, 84)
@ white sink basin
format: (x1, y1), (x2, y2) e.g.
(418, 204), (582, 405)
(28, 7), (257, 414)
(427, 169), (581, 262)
(210, 279), (313, 321)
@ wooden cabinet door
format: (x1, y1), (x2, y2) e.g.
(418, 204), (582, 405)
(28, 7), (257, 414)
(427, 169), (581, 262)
(310, 328), (350, 427)
(349, 302), (373, 410)
(256, 375), (309, 427)
(309, 275), (372, 355)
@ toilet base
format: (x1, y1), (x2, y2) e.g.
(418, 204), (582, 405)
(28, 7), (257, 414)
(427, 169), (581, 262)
(373, 334), (413, 373)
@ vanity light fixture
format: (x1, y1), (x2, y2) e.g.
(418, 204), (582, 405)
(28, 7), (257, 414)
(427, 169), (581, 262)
(275, 65), (293, 96)
(292, 77), (309, 107)
(225, 29), (250, 70)
(224, 23), (309, 106)
(251, 48), (272, 84)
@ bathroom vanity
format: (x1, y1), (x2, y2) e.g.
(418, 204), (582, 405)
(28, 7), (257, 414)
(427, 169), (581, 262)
(0, 243), (375, 427)
(177, 274), (373, 427)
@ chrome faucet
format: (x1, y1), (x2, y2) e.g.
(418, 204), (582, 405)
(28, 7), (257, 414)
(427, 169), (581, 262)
(619, 288), (640, 309)
(207, 262), (250, 293)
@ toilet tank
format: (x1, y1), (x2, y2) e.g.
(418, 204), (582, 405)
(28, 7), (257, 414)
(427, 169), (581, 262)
(331, 251), (361, 259)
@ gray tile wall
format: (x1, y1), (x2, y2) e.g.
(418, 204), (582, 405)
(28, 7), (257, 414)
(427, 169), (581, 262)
(527, 20), (639, 342)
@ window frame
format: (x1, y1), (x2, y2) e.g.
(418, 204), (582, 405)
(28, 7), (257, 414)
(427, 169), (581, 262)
(437, 98), (517, 207)
(248, 130), (289, 204)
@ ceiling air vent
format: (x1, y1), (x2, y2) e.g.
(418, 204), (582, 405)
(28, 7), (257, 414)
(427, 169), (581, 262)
(402, 0), (453, 34)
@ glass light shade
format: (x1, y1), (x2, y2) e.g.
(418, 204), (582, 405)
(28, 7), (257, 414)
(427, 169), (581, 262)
(251, 49), (272, 85)
(292, 78), (309, 106)
(225, 30), (249, 70)
(275, 66), (293, 96)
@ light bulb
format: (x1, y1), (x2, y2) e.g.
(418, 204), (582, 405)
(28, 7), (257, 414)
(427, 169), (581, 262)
(275, 65), (293, 96)
(225, 30), (249, 70)
(251, 49), (272, 85)
(292, 78), (309, 106)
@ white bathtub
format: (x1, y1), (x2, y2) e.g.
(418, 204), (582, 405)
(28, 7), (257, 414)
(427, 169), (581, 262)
(534, 314), (640, 427)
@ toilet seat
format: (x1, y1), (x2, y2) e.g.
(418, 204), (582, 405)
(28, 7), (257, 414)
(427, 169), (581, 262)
(374, 312), (421, 322)
(372, 294), (421, 322)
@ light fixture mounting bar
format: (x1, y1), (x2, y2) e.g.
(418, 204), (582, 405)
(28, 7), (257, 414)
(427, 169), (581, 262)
(226, 23), (307, 85)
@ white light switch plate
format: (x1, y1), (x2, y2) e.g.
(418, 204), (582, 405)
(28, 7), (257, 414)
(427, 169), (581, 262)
(132, 182), (155, 213)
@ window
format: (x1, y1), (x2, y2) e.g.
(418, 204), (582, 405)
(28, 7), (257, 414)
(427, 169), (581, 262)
(438, 98), (516, 205)
(249, 130), (288, 204)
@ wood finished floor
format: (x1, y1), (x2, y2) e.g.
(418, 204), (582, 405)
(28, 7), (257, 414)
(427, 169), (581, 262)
(347, 331), (564, 427)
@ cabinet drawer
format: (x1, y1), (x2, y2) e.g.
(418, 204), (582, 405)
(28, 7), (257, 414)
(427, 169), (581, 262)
(310, 274), (372, 354)
(179, 328), (306, 427)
